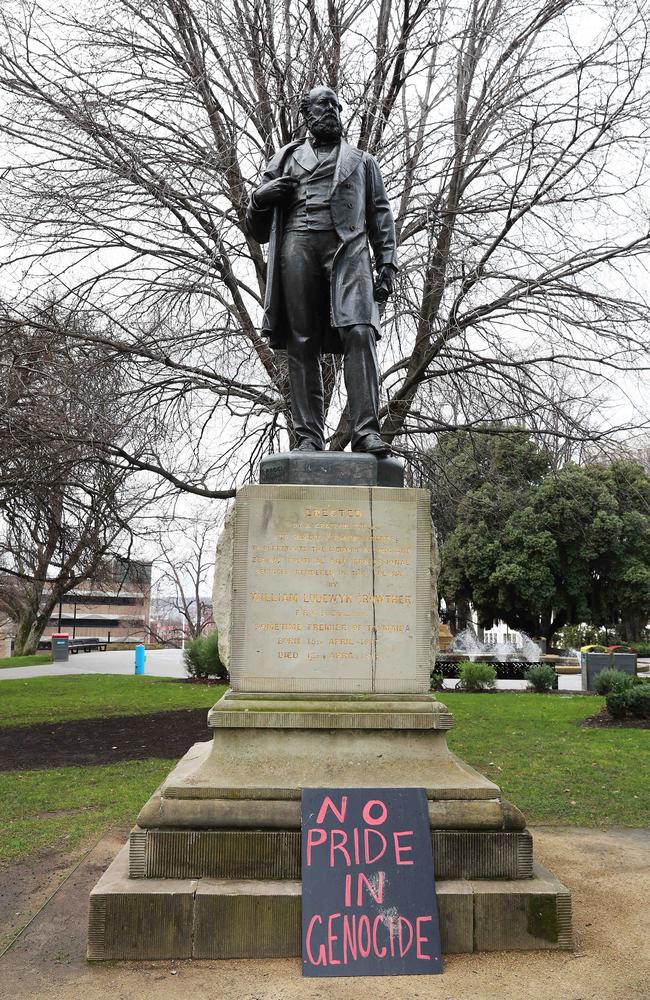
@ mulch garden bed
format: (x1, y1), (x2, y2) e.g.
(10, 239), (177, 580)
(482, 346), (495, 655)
(0, 709), (210, 771)
(5, 701), (647, 772)
(581, 707), (650, 730)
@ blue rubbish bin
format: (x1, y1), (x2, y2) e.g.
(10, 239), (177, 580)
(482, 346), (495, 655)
(134, 644), (146, 675)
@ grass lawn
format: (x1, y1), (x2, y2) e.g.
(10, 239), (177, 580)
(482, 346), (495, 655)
(1, 759), (174, 866)
(0, 675), (225, 865)
(443, 692), (650, 828)
(0, 674), (223, 728)
(0, 681), (648, 866)
(0, 654), (50, 669)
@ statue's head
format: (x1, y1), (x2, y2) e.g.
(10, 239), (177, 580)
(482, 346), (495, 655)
(300, 86), (343, 143)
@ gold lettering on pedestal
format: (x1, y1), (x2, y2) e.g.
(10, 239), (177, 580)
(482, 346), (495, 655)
(304, 507), (362, 518)
(359, 594), (412, 605)
(256, 622), (302, 631)
(307, 622), (348, 631)
(241, 492), (420, 683)
(250, 592), (299, 603)
(303, 593), (354, 604)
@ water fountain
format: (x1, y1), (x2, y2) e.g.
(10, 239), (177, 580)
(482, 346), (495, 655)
(435, 628), (580, 687)
(552, 647), (582, 677)
(446, 628), (542, 663)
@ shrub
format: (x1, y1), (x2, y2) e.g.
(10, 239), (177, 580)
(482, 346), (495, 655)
(626, 684), (650, 719)
(458, 661), (496, 692)
(182, 636), (204, 677)
(554, 624), (621, 650)
(524, 664), (556, 693)
(604, 680), (650, 720)
(630, 642), (650, 657)
(183, 630), (229, 682)
(593, 668), (634, 696)
(605, 690), (629, 719)
(430, 669), (444, 691)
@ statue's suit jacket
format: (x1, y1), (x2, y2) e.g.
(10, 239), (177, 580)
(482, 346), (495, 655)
(246, 139), (398, 353)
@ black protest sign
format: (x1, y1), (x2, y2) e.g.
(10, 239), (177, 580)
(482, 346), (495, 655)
(301, 787), (443, 978)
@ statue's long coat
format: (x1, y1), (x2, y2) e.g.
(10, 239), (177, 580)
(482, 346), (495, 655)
(245, 139), (398, 353)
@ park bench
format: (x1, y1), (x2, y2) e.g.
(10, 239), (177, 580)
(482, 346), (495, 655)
(69, 637), (107, 653)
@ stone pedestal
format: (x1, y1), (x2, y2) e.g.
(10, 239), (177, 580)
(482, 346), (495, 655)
(259, 450), (404, 487)
(88, 473), (572, 960)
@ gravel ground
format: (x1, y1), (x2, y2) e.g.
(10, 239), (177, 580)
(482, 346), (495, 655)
(1, 826), (649, 1000)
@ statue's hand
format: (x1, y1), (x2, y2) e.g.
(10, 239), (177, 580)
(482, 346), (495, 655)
(374, 265), (396, 302)
(253, 176), (298, 209)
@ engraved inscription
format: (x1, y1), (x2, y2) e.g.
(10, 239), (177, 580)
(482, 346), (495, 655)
(229, 485), (431, 693)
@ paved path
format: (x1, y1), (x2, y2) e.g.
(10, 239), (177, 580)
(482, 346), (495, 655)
(2, 827), (649, 999)
(0, 648), (186, 680)
(1, 651), (647, 688)
(1, 654), (582, 688)
(442, 675), (583, 691)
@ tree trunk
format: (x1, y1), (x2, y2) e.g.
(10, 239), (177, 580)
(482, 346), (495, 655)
(13, 610), (41, 656)
(456, 600), (472, 634)
(622, 617), (642, 643)
(13, 600), (59, 656)
(543, 609), (567, 645)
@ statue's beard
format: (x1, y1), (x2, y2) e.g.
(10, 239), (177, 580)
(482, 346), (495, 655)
(308, 114), (343, 143)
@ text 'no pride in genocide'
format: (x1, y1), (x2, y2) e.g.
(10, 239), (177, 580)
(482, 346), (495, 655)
(301, 787), (443, 978)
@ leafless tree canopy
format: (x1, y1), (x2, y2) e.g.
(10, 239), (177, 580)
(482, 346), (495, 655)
(0, 308), (155, 653)
(0, 0), (649, 492)
(150, 511), (218, 640)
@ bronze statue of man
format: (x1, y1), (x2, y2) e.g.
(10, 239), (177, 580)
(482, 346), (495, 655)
(246, 86), (397, 456)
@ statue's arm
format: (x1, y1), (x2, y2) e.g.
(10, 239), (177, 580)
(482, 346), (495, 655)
(365, 155), (398, 272)
(245, 150), (285, 245)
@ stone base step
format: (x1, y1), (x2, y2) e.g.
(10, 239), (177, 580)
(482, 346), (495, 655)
(208, 691), (455, 730)
(128, 827), (534, 881)
(88, 843), (572, 960)
(137, 743), (518, 833)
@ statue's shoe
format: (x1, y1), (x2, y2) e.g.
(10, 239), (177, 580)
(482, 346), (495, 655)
(293, 440), (323, 452)
(353, 434), (391, 457)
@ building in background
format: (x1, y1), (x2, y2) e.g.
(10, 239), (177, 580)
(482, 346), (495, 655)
(43, 557), (152, 643)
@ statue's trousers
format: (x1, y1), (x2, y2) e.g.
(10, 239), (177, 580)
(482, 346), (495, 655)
(280, 229), (381, 449)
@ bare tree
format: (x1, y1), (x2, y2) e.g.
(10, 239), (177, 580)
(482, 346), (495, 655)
(0, 306), (156, 654)
(594, 431), (650, 476)
(0, 0), (649, 494)
(151, 514), (218, 640)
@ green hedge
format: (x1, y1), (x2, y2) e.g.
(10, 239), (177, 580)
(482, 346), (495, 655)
(458, 661), (496, 692)
(183, 630), (229, 682)
(524, 664), (556, 693)
(593, 668), (634, 696)
(605, 680), (650, 720)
